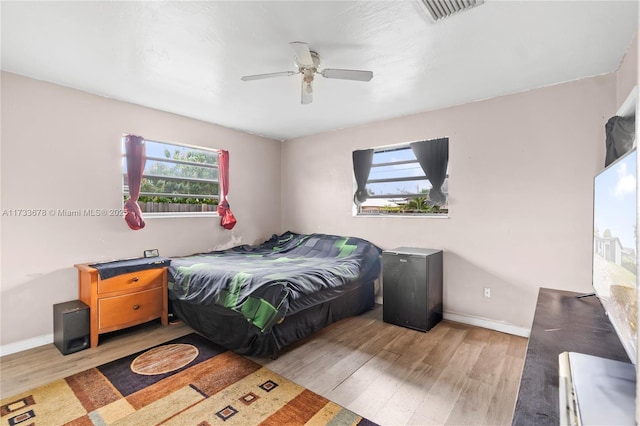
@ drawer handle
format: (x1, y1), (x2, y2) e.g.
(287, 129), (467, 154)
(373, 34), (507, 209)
(132, 277), (139, 282)
(133, 304), (140, 310)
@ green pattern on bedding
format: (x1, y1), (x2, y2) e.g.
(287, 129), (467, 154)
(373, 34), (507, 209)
(334, 237), (357, 258)
(223, 272), (251, 308)
(240, 296), (280, 331)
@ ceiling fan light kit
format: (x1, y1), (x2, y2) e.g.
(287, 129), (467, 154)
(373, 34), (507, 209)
(240, 41), (373, 104)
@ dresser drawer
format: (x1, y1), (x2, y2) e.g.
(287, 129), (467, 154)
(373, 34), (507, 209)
(98, 268), (164, 294)
(98, 287), (164, 330)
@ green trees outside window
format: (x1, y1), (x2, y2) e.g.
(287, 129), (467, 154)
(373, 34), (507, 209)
(123, 139), (219, 214)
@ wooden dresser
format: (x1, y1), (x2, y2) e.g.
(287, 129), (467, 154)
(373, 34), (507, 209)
(74, 263), (168, 347)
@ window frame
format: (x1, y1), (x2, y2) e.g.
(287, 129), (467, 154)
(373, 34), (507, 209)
(122, 137), (220, 219)
(354, 140), (449, 217)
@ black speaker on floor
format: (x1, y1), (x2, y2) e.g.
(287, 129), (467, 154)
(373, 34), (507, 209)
(53, 300), (90, 355)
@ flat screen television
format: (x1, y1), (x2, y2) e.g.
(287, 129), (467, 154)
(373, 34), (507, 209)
(592, 147), (637, 365)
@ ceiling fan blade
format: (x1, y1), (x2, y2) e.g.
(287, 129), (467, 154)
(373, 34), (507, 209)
(241, 71), (296, 81)
(301, 78), (313, 104)
(320, 69), (373, 82)
(290, 41), (314, 67)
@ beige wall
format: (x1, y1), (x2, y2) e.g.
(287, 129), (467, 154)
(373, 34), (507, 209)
(0, 72), (282, 350)
(281, 74), (618, 332)
(617, 32), (638, 108)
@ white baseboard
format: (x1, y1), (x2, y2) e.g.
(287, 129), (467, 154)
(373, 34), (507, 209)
(374, 301), (529, 338)
(1, 333), (53, 357)
(1, 310), (530, 357)
(443, 311), (530, 338)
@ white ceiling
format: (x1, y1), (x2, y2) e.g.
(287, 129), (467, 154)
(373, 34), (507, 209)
(1, 1), (638, 141)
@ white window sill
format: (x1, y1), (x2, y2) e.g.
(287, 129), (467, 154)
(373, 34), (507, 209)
(143, 212), (219, 219)
(355, 213), (449, 219)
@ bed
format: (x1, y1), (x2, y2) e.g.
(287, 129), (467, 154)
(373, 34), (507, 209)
(167, 231), (382, 356)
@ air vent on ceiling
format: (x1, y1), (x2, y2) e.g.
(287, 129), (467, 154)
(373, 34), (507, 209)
(419, 0), (484, 22)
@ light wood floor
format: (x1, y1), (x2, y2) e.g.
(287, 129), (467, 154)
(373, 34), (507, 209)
(1, 305), (527, 425)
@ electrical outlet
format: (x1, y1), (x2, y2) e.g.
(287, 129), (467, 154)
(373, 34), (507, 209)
(484, 287), (491, 298)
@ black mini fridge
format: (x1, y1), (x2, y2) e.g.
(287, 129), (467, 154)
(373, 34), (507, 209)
(382, 247), (443, 332)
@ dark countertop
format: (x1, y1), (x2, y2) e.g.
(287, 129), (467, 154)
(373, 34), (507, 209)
(512, 287), (631, 425)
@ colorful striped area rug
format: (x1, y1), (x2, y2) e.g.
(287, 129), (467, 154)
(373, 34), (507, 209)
(1, 334), (377, 425)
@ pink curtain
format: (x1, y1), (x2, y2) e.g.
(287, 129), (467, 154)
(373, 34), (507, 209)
(124, 135), (146, 230)
(217, 150), (237, 230)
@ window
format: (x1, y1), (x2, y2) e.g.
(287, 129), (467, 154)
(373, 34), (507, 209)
(354, 138), (449, 216)
(122, 137), (219, 216)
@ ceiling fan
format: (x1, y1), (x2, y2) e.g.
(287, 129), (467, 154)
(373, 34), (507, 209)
(240, 41), (373, 104)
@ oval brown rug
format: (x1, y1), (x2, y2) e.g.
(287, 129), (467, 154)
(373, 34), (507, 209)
(130, 344), (199, 375)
